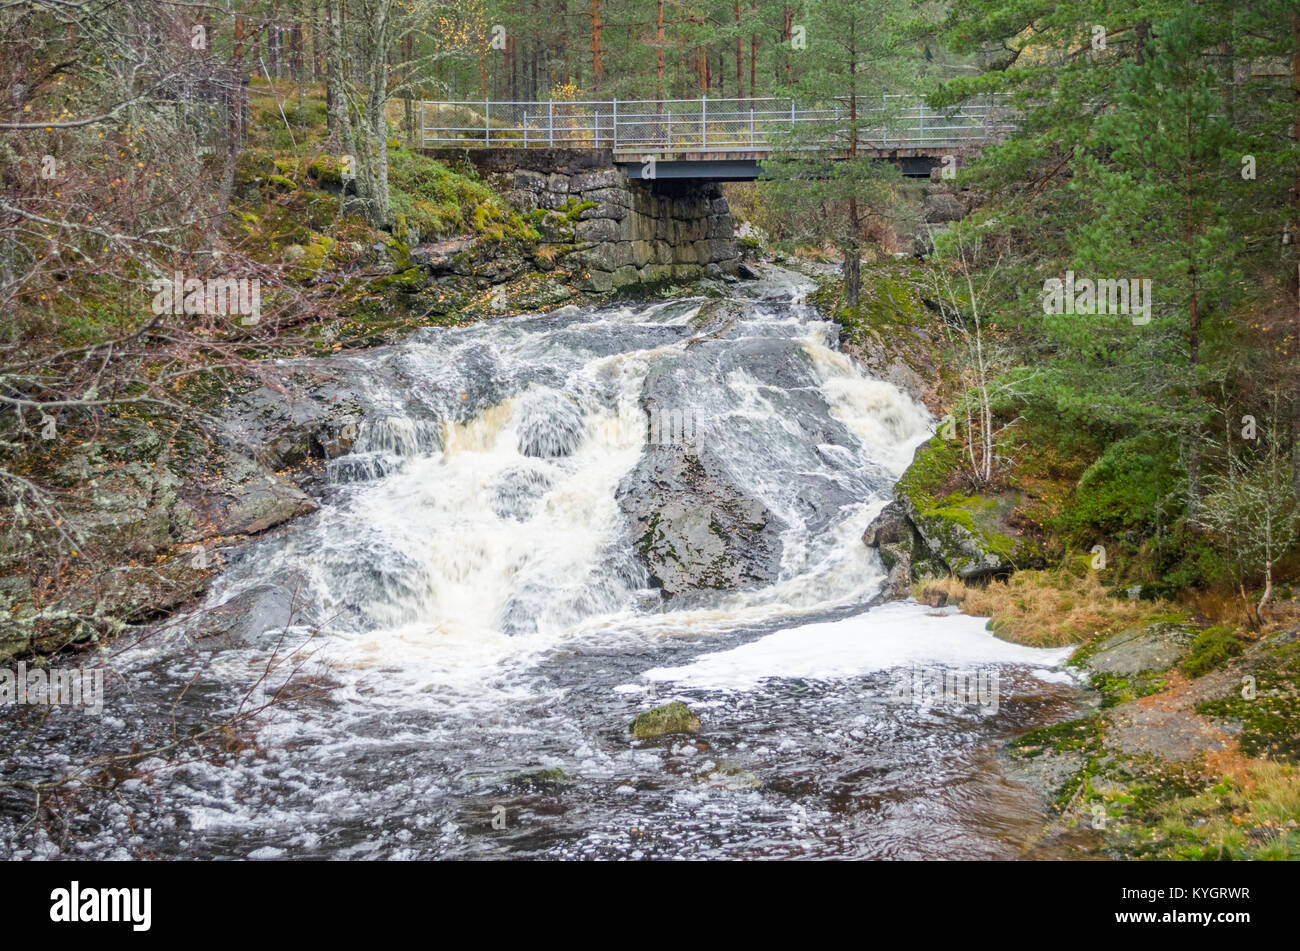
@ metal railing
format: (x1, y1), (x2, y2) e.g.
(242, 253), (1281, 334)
(420, 95), (1016, 153)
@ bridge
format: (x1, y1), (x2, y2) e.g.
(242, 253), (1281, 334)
(419, 95), (1015, 179)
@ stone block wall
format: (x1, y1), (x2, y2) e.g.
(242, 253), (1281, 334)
(508, 162), (739, 292)
(421, 147), (741, 292)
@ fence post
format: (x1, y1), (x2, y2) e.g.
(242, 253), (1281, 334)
(918, 98), (924, 146)
(613, 98), (618, 149)
(701, 96), (707, 149)
(749, 106), (755, 147)
(548, 100), (554, 147)
(485, 99), (490, 146)
(524, 111), (529, 147)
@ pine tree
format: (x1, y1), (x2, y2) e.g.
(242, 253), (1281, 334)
(764, 0), (915, 306)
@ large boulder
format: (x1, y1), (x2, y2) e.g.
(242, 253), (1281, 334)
(923, 191), (967, 223)
(618, 334), (866, 598)
(876, 437), (1045, 585)
(619, 443), (786, 598)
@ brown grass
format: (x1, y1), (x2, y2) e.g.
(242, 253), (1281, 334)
(914, 568), (1184, 648)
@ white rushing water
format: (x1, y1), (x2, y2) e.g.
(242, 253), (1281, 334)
(3, 267), (1084, 860)
(190, 267), (941, 695)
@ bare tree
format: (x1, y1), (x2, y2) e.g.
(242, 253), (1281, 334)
(1196, 391), (1300, 626)
(928, 224), (1027, 487)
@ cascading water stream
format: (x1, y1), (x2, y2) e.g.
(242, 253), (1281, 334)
(0, 267), (1086, 860)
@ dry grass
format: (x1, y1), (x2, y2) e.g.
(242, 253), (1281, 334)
(914, 568), (1183, 648)
(1150, 759), (1300, 860)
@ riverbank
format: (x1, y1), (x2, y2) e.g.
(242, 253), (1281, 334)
(0, 80), (753, 662)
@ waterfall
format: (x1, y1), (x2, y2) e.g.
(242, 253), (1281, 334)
(2, 267), (1081, 861)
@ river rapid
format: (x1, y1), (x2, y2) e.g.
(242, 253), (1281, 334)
(1, 267), (1088, 860)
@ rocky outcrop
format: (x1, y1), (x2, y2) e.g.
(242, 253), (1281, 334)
(0, 369), (376, 661)
(0, 422), (320, 660)
(865, 436), (1045, 591)
(620, 442), (786, 599)
(618, 332), (864, 599)
(1071, 622), (1200, 678)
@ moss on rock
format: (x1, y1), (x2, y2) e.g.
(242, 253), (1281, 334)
(629, 701), (701, 739)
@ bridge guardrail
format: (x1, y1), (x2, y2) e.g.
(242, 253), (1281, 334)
(420, 95), (1016, 153)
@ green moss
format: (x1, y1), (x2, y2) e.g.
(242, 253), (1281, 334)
(1197, 642), (1300, 762)
(387, 146), (536, 244)
(1090, 671), (1169, 708)
(896, 441), (1029, 571)
(506, 767), (571, 789)
(1009, 714), (1103, 758)
(1180, 624), (1245, 678)
(563, 199), (598, 221)
(896, 436), (964, 505)
(629, 701), (701, 739)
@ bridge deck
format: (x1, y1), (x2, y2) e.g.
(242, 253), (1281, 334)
(420, 96), (1015, 169)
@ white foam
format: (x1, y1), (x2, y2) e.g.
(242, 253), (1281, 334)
(638, 600), (1075, 691)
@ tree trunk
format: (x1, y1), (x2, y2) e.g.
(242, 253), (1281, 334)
(358, 0), (392, 228)
(326, 0), (352, 153)
(656, 0), (665, 99)
(1292, 15), (1300, 493)
(844, 22), (860, 307)
(210, 16), (247, 244)
(1258, 556), (1273, 623)
(590, 0), (602, 93)
(735, 3), (744, 99)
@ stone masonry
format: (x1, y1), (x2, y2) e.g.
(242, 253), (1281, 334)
(422, 148), (740, 292)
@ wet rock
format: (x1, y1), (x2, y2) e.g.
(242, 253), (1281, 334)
(862, 500), (924, 599)
(186, 451), (318, 536)
(192, 582), (300, 642)
(688, 298), (743, 339)
(514, 388), (584, 458)
(619, 336), (867, 597)
(629, 701), (701, 739)
(219, 377), (364, 472)
(621, 447), (785, 598)
(505, 767), (572, 790)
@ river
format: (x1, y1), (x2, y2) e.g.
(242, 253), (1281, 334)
(0, 267), (1088, 859)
